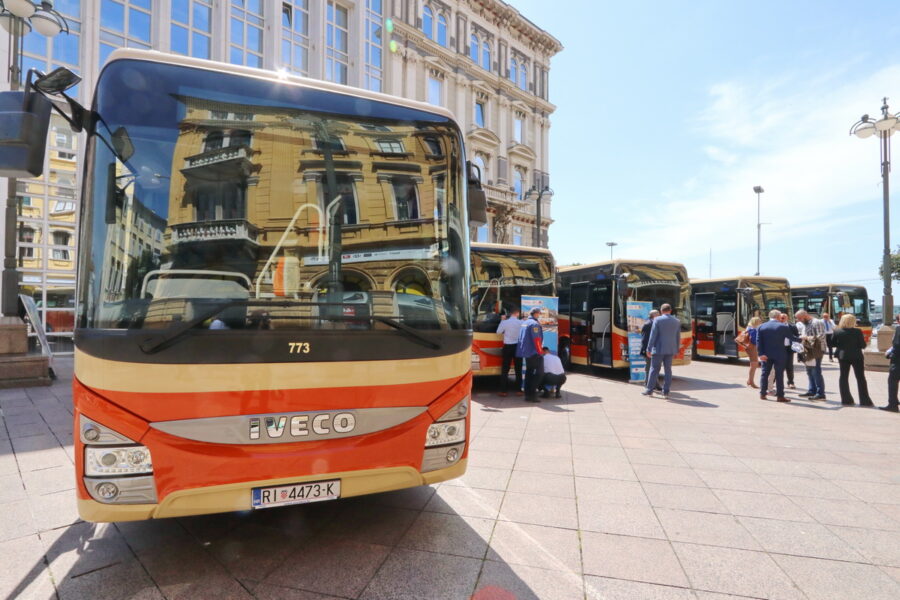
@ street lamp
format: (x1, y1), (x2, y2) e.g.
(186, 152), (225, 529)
(1, 0), (69, 317)
(851, 98), (898, 321)
(753, 186), (764, 276)
(523, 185), (553, 248)
(606, 241), (617, 260)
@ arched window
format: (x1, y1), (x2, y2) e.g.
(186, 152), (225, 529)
(519, 63), (527, 90)
(514, 169), (525, 200)
(470, 34), (478, 61)
(510, 58), (518, 84)
(437, 14), (447, 46)
(481, 41), (491, 71)
(422, 6), (433, 40)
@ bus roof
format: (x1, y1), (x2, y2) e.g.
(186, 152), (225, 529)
(103, 49), (459, 123)
(471, 242), (554, 256)
(690, 276), (790, 286)
(558, 259), (687, 273)
(790, 283), (867, 292)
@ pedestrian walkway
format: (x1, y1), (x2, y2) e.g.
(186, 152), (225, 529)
(1, 357), (899, 599)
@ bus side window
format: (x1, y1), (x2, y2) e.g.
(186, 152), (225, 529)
(558, 286), (570, 314)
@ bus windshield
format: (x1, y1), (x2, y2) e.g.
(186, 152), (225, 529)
(620, 263), (691, 330)
(77, 59), (469, 335)
(835, 288), (870, 323)
(470, 246), (554, 331)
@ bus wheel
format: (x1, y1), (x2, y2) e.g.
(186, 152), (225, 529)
(559, 342), (571, 370)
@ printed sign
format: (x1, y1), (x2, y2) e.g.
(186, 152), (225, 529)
(626, 301), (652, 382)
(521, 295), (559, 354)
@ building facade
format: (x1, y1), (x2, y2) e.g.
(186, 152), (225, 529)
(1, 0), (560, 352)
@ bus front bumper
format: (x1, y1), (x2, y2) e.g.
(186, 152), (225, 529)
(77, 459), (467, 522)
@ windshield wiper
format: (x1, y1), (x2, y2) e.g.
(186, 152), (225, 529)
(138, 302), (442, 354)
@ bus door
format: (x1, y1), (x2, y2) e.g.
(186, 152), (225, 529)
(693, 292), (715, 355)
(588, 283), (613, 367)
(568, 282), (591, 364)
(715, 294), (738, 356)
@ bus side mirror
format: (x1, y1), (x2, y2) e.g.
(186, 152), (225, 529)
(0, 87), (52, 178)
(466, 160), (487, 227)
(616, 274), (630, 299)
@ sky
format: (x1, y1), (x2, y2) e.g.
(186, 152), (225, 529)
(512, 0), (900, 307)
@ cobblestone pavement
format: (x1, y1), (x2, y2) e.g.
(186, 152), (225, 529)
(2, 356), (900, 599)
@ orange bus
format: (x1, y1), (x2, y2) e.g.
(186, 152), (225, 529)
(557, 260), (692, 369)
(691, 277), (792, 359)
(8, 50), (487, 521)
(791, 284), (873, 343)
(470, 243), (555, 375)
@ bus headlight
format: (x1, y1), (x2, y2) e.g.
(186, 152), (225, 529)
(436, 396), (469, 422)
(425, 419), (466, 447)
(85, 446), (153, 476)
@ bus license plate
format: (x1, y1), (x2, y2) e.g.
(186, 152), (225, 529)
(251, 480), (340, 509)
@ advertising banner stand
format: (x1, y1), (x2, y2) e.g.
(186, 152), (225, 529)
(626, 301), (652, 383)
(521, 295), (558, 353)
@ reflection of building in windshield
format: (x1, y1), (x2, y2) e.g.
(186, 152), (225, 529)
(160, 97), (458, 325)
(470, 247), (554, 324)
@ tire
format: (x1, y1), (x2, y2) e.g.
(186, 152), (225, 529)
(559, 341), (571, 371)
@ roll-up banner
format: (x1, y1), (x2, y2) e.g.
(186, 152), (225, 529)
(521, 295), (558, 354)
(627, 301), (652, 382)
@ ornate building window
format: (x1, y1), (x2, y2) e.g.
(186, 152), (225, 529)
(469, 34), (478, 62)
(509, 57), (518, 84)
(422, 5), (433, 39)
(475, 101), (485, 128)
(514, 168), (525, 200)
(513, 116), (523, 144)
(519, 62), (528, 91)
(99, 0), (152, 68)
(318, 173), (358, 224)
(512, 225), (523, 246)
(391, 177), (419, 220)
(481, 40), (491, 72)
(229, 0), (264, 68)
(427, 74), (443, 106)
(437, 14), (447, 46)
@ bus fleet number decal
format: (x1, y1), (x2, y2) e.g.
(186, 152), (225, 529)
(289, 342), (311, 354)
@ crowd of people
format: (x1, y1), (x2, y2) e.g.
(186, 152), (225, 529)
(738, 309), (899, 412)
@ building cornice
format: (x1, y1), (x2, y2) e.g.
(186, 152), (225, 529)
(466, 0), (563, 57)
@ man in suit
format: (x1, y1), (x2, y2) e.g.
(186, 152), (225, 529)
(883, 323), (900, 412)
(640, 310), (662, 391)
(642, 304), (681, 398)
(757, 309), (793, 402)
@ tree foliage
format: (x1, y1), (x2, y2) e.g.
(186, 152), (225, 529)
(879, 245), (900, 282)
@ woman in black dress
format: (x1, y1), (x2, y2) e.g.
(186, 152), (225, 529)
(832, 314), (873, 407)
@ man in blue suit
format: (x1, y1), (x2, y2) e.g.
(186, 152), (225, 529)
(642, 303), (681, 398)
(757, 309), (793, 402)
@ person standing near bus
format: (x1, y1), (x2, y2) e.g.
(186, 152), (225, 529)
(517, 307), (544, 402)
(743, 316), (762, 388)
(822, 312), (836, 362)
(795, 310), (827, 400)
(832, 314), (873, 406)
(539, 346), (566, 398)
(757, 310), (792, 402)
(641, 310), (662, 391)
(497, 308), (524, 397)
(642, 303), (680, 398)
(882, 325), (900, 412)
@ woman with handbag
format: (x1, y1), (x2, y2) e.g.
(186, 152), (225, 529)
(832, 314), (874, 407)
(741, 317), (762, 388)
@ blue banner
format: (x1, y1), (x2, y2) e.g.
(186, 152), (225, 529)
(521, 295), (558, 354)
(627, 301), (652, 382)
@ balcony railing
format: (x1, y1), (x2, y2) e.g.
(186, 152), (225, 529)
(183, 146), (251, 170)
(171, 219), (259, 244)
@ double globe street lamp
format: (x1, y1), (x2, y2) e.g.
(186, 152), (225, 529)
(850, 98), (899, 321)
(1, 0), (69, 317)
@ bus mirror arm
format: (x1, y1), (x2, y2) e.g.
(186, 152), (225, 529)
(466, 160), (487, 226)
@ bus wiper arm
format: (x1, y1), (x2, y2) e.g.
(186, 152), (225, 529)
(370, 316), (442, 350)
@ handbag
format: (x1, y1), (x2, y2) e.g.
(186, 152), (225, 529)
(735, 330), (750, 348)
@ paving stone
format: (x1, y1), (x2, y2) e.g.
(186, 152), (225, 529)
(22, 465), (75, 497)
(574, 477), (649, 505)
(632, 463), (706, 487)
(474, 561), (584, 600)
(772, 553), (900, 600)
(712, 489), (814, 522)
(573, 457), (638, 481)
(424, 484), (504, 519)
(442, 466), (511, 491)
(738, 516), (866, 561)
(369, 484), (437, 510)
(678, 452), (751, 472)
(506, 470), (575, 498)
(655, 508), (761, 550)
(499, 491), (578, 529)
(580, 532), (688, 587)
(0, 533), (57, 600)
(360, 548), (480, 600)
(832, 480), (900, 504)
(468, 449), (518, 470)
(577, 499), (666, 539)
(673, 542), (804, 599)
(321, 502), (419, 547)
(618, 436), (676, 451)
(625, 448), (688, 467)
(266, 538), (390, 598)
(0, 473), (26, 503)
(137, 543), (252, 600)
(641, 482), (728, 513)
(762, 473), (856, 500)
(572, 445), (629, 463)
(29, 489), (80, 531)
(584, 576), (695, 600)
(828, 524), (900, 567)
(471, 435), (522, 453)
(486, 520), (582, 573)
(514, 453), (574, 476)
(397, 511), (493, 558)
(251, 583), (343, 599)
(0, 499), (37, 541)
(693, 468), (779, 494)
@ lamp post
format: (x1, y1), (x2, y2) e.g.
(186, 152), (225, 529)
(753, 186), (764, 276)
(523, 185), (553, 248)
(606, 241), (617, 260)
(1, 0), (69, 317)
(851, 98), (898, 321)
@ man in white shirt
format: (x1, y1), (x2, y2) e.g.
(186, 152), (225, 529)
(539, 346), (566, 399)
(496, 308), (524, 396)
